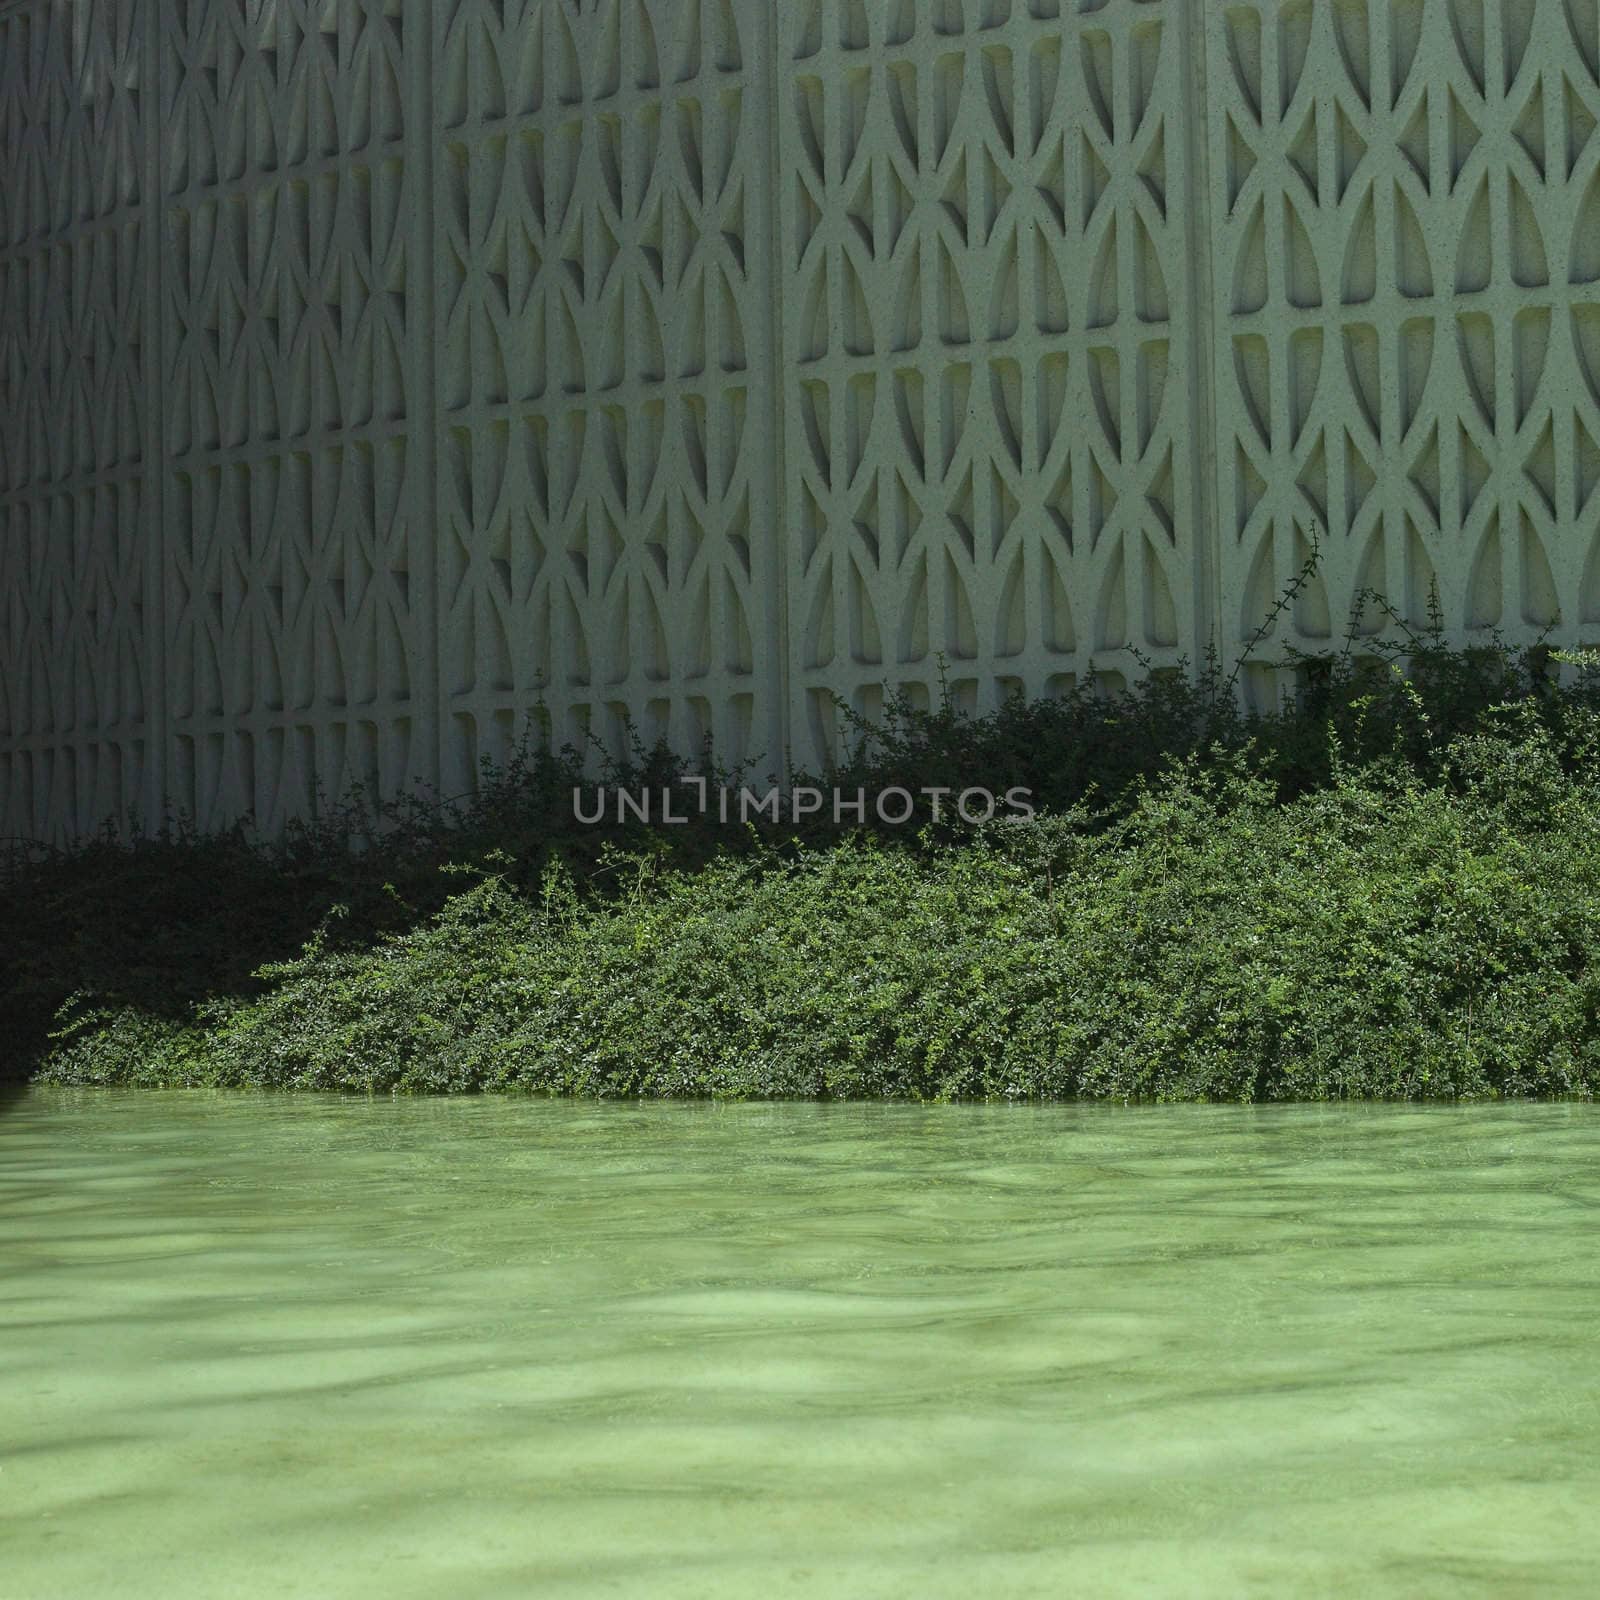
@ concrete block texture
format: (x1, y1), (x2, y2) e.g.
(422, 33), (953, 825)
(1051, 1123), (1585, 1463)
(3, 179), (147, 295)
(3, 0), (1600, 843)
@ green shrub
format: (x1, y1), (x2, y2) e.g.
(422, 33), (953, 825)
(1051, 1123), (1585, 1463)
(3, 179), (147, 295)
(30, 719), (1600, 1101)
(13, 582), (1600, 1098)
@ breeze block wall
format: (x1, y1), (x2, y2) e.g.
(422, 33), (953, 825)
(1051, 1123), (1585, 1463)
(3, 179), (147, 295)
(5, 0), (1600, 843)
(1, 0), (157, 843)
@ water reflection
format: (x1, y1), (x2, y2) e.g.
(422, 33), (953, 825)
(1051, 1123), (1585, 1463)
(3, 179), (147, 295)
(4, 1092), (1600, 1597)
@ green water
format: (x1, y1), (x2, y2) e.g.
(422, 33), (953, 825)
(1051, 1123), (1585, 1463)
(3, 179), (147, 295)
(4, 1092), (1600, 1599)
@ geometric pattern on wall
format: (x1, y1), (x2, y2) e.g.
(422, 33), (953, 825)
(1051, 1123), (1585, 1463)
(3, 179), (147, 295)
(13, 0), (1600, 845)
(433, 0), (784, 786)
(161, 0), (429, 832)
(776, 0), (1203, 765)
(0, 0), (154, 844)
(1206, 0), (1600, 690)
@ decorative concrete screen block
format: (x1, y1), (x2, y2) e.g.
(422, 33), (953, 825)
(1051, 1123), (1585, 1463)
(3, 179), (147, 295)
(6, 0), (1600, 843)
(434, 0), (784, 789)
(0, 0), (155, 844)
(162, 0), (431, 833)
(776, 0), (1204, 767)
(1205, 0), (1600, 693)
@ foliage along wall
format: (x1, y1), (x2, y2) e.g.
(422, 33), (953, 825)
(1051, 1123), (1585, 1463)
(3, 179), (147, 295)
(4, 0), (1600, 844)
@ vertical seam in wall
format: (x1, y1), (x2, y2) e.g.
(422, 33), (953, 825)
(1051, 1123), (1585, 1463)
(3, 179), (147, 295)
(1177, 0), (1223, 676)
(408, 0), (441, 802)
(142, 0), (168, 829)
(760, 1), (792, 781)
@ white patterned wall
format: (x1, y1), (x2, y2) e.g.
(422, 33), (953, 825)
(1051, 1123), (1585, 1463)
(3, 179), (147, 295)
(1205, 0), (1600, 701)
(776, 0), (1203, 763)
(161, 0), (431, 832)
(6, 0), (1600, 842)
(433, 0), (784, 781)
(1, 0), (156, 844)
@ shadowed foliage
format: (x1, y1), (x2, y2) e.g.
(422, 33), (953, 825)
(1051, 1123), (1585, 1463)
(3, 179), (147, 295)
(9, 597), (1600, 1099)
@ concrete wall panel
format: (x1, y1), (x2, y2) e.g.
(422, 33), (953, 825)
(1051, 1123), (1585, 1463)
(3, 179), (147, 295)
(4, 0), (1600, 842)
(1203, 0), (1600, 696)
(1, 0), (155, 843)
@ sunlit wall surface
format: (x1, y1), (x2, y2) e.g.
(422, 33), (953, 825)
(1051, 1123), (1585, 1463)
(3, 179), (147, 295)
(4, 0), (1600, 842)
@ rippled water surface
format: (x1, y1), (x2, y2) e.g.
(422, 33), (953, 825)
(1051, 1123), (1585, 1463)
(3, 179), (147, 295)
(5, 1090), (1600, 1598)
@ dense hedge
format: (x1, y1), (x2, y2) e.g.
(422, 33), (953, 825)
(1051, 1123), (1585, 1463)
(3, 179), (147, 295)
(21, 704), (1600, 1101)
(12, 608), (1600, 1099)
